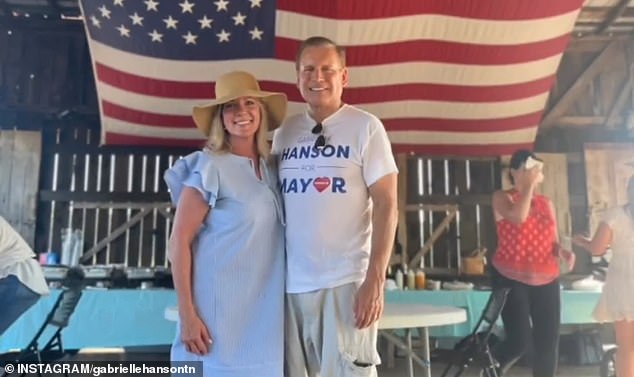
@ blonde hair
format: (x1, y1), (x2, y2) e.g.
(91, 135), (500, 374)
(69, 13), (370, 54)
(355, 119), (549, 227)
(205, 101), (272, 158)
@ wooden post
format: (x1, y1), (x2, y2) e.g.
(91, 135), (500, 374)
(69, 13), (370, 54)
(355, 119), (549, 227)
(395, 153), (409, 267)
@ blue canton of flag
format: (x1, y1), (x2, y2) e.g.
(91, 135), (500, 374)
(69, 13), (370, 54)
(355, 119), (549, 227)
(81, 0), (276, 60)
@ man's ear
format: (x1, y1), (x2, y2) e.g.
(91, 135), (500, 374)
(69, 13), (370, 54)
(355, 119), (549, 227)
(342, 67), (350, 87)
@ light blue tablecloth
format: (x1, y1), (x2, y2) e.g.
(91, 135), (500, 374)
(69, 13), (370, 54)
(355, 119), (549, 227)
(0, 288), (178, 352)
(0, 288), (600, 352)
(386, 289), (601, 337)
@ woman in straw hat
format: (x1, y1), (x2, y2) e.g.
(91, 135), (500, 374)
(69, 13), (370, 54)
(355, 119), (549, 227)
(164, 71), (287, 377)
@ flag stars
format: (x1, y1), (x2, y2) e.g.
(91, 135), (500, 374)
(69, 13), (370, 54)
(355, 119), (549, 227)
(216, 29), (230, 42)
(163, 16), (179, 29)
(129, 12), (144, 26)
(249, 0), (262, 8)
(198, 15), (213, 29)
(113, 0), (125, 6)
(144, 0), (159, 11)
(98, 5), (111, 19)
(232, 12), (246, 26)
(214, 0), (229, 12)
(90, 15), (101, 28)
(116, 24), (130, 37)
(249, 26), (263, 40)
(148, 29), (163, 42)
(182, 31), (198, 45)
(179, 0), (195, 14)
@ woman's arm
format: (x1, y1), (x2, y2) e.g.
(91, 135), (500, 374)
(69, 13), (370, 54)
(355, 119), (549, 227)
(573, 222), (613, 256)
(492, 167), (541, 224)
(492, 189), (533, 224)
(547, 200), (575, 271)
(168, 186), (212, 355)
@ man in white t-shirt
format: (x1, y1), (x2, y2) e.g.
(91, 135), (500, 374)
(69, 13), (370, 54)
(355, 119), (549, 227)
(0, 215), (49, 334)
(272, 36), (398, 377)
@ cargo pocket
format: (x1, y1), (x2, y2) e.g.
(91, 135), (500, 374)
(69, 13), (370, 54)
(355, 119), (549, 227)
(338, 351), (377, 377)
(337, 324), (381, 377)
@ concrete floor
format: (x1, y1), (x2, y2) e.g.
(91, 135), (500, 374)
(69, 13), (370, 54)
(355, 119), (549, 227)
(377, 358), (599, 377)
(0, 349), (601, 377)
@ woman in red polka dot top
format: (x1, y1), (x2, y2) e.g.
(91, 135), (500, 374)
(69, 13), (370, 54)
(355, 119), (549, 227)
(490, 149), (575, 377)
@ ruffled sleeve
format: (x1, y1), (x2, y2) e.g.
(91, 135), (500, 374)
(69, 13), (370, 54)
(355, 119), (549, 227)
(164, 150), (220, 207)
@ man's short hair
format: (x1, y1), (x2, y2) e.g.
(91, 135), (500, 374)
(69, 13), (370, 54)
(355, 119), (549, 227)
(295, 36), (346, 71)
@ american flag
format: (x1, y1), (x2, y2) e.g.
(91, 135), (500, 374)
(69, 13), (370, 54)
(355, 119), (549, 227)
(79, 0), (583, 156)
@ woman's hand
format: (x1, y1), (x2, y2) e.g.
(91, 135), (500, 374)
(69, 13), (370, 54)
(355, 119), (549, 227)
(180, 311), (213, 356)
(559, 248), (576, 272)
(572, 233), (589, 247)
(514, 166), (542, 192)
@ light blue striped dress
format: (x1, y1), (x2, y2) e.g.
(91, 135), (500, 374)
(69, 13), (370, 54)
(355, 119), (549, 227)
(164, 150), (285, 377)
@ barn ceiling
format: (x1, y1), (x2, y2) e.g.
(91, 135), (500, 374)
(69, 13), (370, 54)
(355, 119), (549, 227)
(2, 0), (634, 38)
(3, 0), (634, 147)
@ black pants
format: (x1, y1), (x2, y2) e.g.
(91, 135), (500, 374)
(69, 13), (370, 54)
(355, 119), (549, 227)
(492, 269), (561, 377)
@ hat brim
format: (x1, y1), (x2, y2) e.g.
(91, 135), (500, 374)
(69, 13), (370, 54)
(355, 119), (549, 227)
(192, 89), (287, 137)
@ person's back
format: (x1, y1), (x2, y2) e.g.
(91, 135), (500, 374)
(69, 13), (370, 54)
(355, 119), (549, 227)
(0, 215), (49, 334)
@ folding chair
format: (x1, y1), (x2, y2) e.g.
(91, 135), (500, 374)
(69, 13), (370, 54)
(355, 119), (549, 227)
(436, 288), (511, 377)
(1, 268), (84, 377)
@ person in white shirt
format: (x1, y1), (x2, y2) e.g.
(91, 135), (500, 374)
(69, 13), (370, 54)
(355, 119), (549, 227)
(0, 215), (49, 334)
(272, 36), (398, 377)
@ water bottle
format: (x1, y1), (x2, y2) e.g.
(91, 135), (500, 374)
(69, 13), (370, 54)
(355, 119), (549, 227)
(407, 269), (416, 290)
(395, 268), (404, 290)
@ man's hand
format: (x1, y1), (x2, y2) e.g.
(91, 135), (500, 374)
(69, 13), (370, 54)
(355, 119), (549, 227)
(353, 276), (384, 329)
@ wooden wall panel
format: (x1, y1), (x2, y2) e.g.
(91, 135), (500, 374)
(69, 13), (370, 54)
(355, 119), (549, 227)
(0, 130), (41, 247)
(539, 153), (572, 240)
(403, 156), (499, 275)
(584, 143), (634, 232)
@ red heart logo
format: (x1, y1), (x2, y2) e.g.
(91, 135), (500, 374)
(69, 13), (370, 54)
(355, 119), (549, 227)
(313, 177), (331, 193)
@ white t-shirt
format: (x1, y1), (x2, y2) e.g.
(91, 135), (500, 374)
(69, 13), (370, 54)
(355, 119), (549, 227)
(272, 105), (398, 293)
(0, 216), (49, 295)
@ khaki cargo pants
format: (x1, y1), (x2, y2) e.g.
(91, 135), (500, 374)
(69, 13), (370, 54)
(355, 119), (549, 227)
(285, 282), (381, 377)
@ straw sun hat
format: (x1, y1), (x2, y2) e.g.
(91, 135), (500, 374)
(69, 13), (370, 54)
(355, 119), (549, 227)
(192, 71), (288, 136)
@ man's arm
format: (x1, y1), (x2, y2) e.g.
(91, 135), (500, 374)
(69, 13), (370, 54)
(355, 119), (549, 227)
(353, 172), (398, 329)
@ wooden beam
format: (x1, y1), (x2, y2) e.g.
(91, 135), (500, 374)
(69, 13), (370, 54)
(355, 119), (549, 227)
(408, 206), (458, 269)
(79, 207), (153, 263)
(568, 38), (613, 53)
(39, 191), (171, 203)
(569, 33), (634, 51)
(388, 253), (402, 267)
(604, 65), (632, 128)
(157, 206), (174, 220)
(405, 203), (463, 212)
(541, 42), (618, 128)
(555, 116), (612, 127)
(395, 154), (409, 267)
(596, 0), (631, 34)
(73, 202), (172, 210)
(538, 126), (634, 145)
(405, 195), (491, 206)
